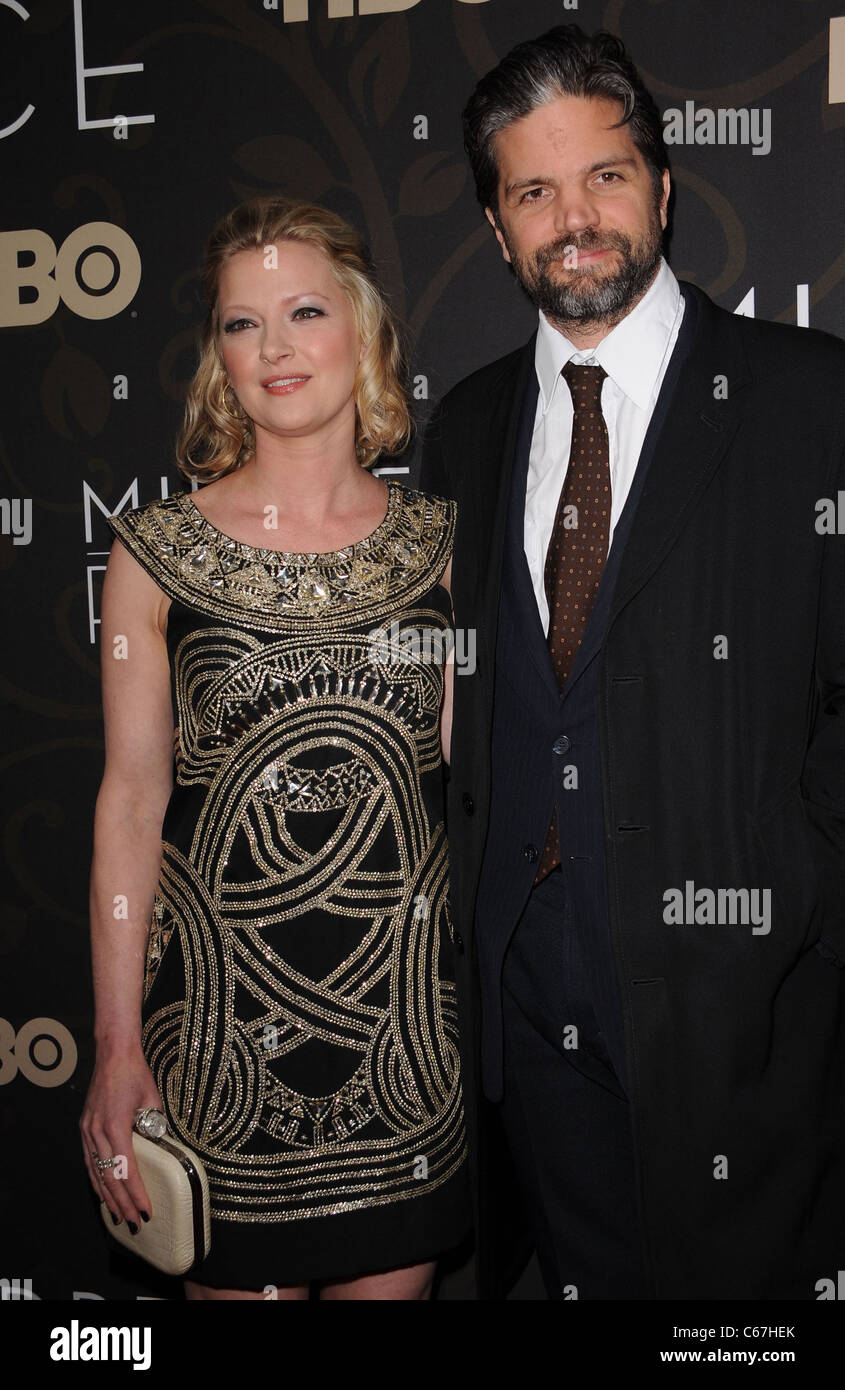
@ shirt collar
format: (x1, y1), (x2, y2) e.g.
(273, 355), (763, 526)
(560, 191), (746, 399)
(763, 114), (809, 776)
(534, 257), (682, 415)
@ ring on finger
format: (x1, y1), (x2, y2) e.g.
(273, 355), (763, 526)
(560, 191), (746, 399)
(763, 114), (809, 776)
(134, 1107), (167, 1139)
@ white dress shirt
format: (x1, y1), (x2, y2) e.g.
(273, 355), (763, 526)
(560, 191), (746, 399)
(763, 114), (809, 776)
(525, 257), (685, 635)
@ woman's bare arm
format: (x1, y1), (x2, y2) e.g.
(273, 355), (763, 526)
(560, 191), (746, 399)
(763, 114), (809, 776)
(80, 538), (175, 1227)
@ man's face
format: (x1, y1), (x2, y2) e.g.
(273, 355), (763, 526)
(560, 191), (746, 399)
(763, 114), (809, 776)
(487, 93), (670, 332)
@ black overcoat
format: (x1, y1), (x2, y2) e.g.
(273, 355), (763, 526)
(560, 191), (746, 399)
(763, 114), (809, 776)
(420, 281), (845, 1300)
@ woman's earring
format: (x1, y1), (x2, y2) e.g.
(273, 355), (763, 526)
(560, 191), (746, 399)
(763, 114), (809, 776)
(222, 382), (241, 418)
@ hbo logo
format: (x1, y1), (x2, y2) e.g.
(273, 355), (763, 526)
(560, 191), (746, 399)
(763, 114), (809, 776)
(0, 223), (141, 326)
(0, 1017), (77, 1087)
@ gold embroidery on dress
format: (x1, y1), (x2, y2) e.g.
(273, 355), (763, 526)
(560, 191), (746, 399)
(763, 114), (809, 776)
(109, 484), (466, 1222)
(108, 482), (454, 633)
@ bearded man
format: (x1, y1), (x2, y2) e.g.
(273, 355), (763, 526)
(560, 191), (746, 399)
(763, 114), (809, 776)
(421, 24), (845, 1300)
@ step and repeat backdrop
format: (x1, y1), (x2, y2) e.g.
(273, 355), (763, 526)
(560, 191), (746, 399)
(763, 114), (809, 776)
(2, 0), (844, 1302)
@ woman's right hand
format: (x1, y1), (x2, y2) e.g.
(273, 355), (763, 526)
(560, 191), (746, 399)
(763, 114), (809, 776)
(80, 1047), (164, 1232)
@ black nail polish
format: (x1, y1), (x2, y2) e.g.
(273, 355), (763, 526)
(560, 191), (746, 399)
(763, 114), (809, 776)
(111, 1213), (120, 1226)
(140, 1211), (150, 1222)
(128, 1220), (138, 1235)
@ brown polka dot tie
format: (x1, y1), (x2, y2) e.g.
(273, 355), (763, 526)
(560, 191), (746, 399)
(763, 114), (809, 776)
(534, 361), (610, 884)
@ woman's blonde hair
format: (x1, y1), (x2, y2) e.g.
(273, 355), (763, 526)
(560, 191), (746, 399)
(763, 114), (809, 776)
(178, 196), (412, 480)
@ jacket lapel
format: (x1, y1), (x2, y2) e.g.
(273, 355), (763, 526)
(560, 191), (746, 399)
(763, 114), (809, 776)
(465, 340), (537, 637)
(501, 370), (562, 700)
(480, 341), (536, 557)
(608, 282), (751, 625)
(560, 282), (749, 696)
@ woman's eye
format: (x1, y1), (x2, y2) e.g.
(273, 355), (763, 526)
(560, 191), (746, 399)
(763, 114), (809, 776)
(292, 307), (324, 320)
(223, 318), (252, 333)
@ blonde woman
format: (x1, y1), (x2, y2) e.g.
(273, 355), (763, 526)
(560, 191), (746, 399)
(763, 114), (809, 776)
(80, 196), (470, 1300)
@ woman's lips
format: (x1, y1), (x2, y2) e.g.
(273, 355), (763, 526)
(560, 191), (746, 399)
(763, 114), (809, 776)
(261, 376), (310, 394)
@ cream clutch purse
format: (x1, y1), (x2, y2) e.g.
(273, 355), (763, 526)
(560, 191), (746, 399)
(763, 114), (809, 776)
(100, 1120), (211, 1276)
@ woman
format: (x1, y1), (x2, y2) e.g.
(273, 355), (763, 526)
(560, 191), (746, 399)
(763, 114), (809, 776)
(80, 195), (469, 1300)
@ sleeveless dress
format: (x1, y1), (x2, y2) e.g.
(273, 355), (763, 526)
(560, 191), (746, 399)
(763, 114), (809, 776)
(107, 480), (470, 1288)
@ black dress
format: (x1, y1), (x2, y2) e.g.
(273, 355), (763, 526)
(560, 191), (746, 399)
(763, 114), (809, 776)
(107, 480), (470, 1288)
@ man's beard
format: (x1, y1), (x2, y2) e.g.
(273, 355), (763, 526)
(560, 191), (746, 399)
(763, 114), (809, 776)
(501, 207), (664, 332)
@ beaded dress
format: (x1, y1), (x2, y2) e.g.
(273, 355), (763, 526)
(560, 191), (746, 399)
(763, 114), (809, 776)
(107, 481), (470, 1287)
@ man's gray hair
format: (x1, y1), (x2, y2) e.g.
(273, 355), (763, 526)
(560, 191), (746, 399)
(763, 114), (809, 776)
(462, 25), (668, 218)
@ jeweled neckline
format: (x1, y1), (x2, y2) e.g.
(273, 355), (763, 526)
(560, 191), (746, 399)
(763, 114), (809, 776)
(178, 479), (399, 560)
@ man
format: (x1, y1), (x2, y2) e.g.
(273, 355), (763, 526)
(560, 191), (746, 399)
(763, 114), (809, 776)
(421, 25), (845, 1300)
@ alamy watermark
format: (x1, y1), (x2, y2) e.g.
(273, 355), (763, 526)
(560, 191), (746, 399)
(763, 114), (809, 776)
(367, 622), (476, 675)
(663, 101), (771, 156)
(663, 880), (771, 935)
(0, 497), (31, 545)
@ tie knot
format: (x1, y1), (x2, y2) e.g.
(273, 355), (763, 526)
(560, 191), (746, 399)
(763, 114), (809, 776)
(562, 360), (607, 410)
